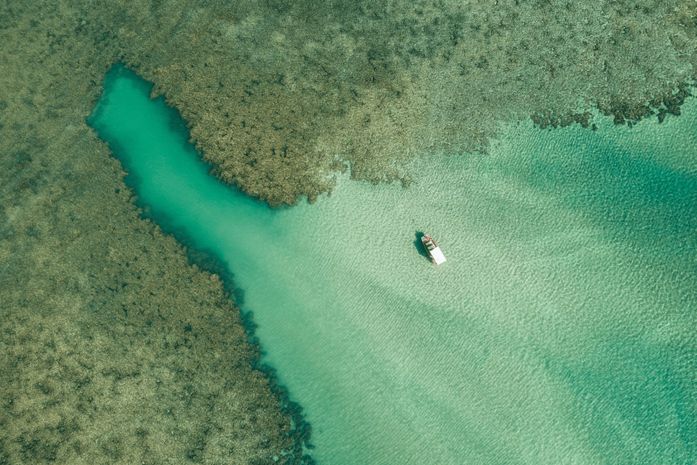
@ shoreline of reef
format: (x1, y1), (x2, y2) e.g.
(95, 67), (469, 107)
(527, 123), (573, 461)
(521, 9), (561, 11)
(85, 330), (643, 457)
(87, 63), (315, 464)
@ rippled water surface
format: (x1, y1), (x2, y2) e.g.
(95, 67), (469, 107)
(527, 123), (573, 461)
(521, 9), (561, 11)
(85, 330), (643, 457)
(89, 66), (697, 465)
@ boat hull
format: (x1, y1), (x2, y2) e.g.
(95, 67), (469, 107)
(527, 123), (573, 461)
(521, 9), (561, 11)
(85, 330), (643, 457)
(421, 234), (447, 265)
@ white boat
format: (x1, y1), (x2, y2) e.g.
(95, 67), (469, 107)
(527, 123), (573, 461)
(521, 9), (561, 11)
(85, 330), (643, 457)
(421, 234), (446, 265)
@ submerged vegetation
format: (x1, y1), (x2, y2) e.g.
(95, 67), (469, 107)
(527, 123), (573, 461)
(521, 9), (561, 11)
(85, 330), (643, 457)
(105, 0), (697, 204)
(0, 0), (696, 464)
(1, 3), (304, 465)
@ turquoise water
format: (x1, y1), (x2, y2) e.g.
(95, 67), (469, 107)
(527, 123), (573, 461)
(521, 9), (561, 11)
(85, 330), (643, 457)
(88, 66), (697, 465)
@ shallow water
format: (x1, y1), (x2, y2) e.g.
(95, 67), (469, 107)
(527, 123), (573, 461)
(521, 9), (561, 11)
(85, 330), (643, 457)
(88, 66), (697, 465)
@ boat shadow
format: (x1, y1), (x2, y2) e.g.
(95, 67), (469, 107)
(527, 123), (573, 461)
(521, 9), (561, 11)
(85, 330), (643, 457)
(413, 231), (431, 261)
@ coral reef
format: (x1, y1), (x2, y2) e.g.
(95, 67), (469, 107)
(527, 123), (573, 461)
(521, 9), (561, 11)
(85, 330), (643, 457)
(92, 0), (697, 204)
(1, 0), (697, 463)
(0, 3), (303, 464)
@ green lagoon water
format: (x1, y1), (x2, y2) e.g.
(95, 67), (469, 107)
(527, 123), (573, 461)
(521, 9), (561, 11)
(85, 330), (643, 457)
(88, 66), (697, 465)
